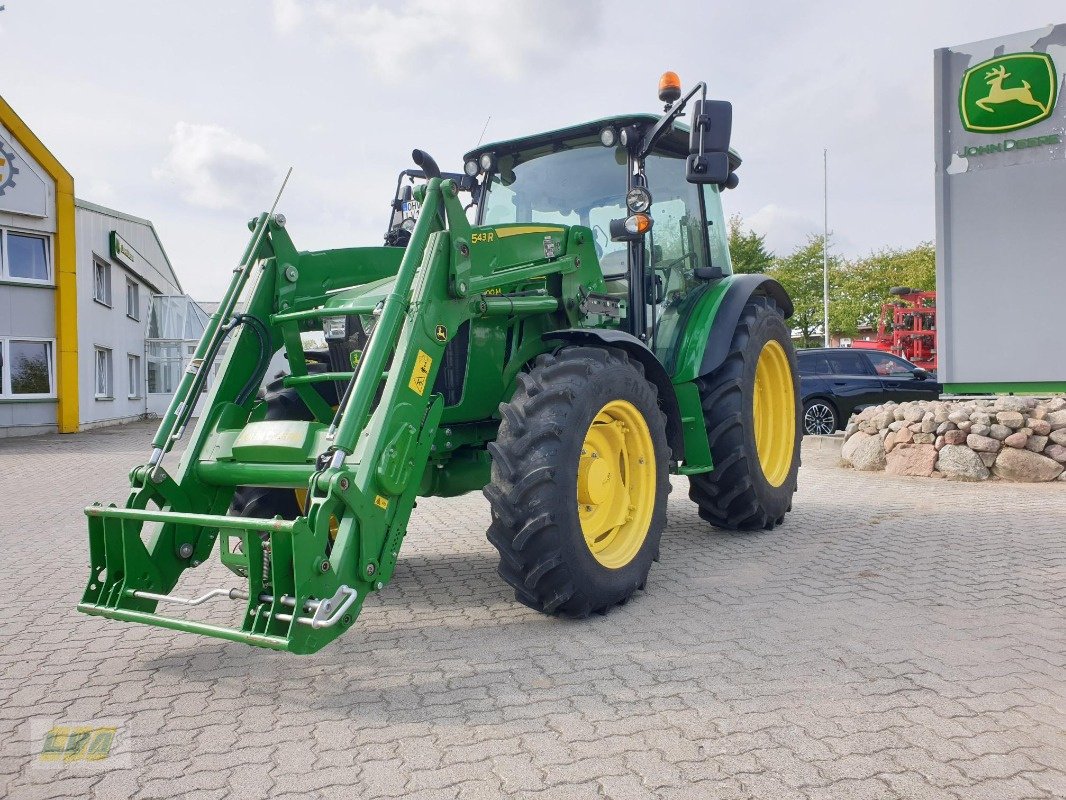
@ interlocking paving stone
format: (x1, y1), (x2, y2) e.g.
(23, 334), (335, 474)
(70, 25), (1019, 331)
(0, 424), (1063, 799)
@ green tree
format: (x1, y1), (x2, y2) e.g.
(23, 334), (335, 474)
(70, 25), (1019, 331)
(837, 243), (936, 332)
(767, 234), (845, 348)
(727, 214), (774, 275)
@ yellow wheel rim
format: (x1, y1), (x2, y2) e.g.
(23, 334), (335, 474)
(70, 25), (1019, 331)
(577, 400), (656, 569)
(752, 339), (796, 487)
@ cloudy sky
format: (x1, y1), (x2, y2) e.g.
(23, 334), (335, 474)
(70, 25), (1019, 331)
(0, 1), (1062, 299)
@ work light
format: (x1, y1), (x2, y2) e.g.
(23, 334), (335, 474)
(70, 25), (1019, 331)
(479, 152), (496, 172)
(464, 159), (479, 177)
(626, 187), (652, 213)
(599, 126), (617, 147)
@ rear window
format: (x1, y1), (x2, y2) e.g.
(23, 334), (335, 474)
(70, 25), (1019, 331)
(797, 352), (831, 375)
(826, 351), (872, 375)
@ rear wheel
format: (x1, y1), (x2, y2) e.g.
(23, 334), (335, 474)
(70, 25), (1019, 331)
(802, 399), (838, 435)
(485, 347), (670, 617)
(688, 296), (800, 530)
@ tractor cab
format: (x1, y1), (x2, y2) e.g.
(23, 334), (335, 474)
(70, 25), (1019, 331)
(462, 78), (741, 367)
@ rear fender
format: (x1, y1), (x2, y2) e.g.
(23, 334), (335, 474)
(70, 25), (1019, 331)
(671, 274), (793, 384)
(542, 329), (685, 461)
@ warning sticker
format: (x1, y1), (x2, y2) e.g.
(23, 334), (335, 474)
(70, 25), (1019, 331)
(374, 495), (389, 510)
(408, 350), (433, 396)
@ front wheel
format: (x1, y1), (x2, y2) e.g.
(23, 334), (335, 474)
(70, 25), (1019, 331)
(688, 296), (801, 530)
(803, 399), (838, 435)
(484, 346), (670, 617)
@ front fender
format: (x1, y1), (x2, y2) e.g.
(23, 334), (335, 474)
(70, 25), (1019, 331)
(542, 328), (686, 461)
(671, 274), (793, 384)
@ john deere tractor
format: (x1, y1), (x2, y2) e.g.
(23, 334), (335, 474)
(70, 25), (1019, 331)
(79, 73), (801, 654)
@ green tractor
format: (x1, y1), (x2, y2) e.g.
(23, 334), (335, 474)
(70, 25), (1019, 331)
(79, 73), (801, 654)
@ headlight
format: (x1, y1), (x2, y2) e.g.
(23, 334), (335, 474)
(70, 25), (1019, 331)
(599, 126), (617, 147)
(322, 316), (348, 340)
(401, 218), (416, 232)
(626, 187), (652, 213)
(463, 159), (479, 177)
(479, 152), (496, 172)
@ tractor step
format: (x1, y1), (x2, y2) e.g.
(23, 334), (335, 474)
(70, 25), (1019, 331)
(77, 504), (359, 653)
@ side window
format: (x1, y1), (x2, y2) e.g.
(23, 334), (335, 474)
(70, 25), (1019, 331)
(644, 153), (708, 279)
(827, 351), (872, 375)
(868, 354), (914, 376)
(798, 353), (831, 375)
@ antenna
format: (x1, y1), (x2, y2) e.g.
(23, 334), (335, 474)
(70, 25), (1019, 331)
(475, 115), (492, 147)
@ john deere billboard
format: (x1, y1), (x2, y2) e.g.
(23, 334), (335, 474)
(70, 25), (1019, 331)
(934, 25), (1066, 393)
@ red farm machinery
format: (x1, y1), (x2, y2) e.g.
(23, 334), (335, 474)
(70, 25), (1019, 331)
(851, 287), (937, 372)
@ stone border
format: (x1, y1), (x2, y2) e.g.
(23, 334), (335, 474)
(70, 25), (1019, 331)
(840, 397), (1066, 482)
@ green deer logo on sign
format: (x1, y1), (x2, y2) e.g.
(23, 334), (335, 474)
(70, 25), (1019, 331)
(959, 53), (1058, 133)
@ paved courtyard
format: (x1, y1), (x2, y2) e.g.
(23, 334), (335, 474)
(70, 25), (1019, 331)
(0, 422), (1063, 799)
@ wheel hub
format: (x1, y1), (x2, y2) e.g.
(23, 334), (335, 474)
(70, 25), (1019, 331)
(577, 401), (655, 569)
(752, 340), (796, 487)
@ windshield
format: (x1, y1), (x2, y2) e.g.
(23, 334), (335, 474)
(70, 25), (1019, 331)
(482, 144), (629, 271)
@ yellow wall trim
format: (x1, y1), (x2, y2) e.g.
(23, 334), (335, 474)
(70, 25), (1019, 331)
(0, 95), (79, 433)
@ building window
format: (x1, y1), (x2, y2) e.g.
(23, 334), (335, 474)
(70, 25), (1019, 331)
(0, 338), (55, 398)
(126, 279), (140, 320)
(0, 228), (51, 283)
(94, 347), (113, 399)
(94, 258), (112, 306)
(127, 354), (142, 399)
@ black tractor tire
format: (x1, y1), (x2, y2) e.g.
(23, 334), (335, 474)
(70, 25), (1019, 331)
(688, 296), (801, 531)
(229, 363), (339, 522)
(802, 398), (839, 436)
(484, 346), (670, 617)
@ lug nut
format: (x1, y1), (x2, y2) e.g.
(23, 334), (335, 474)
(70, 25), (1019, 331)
(178, 543), (194, 559)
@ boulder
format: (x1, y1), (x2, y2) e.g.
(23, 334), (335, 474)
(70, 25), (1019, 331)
(886, 444), (937, 477)
(943, 429), (967, 446)
(1044, 397), (1066, 413)
(871, 410), (893, 430)
(967, 434), (1001, 453)
(970, 423), (991, 437)
(920, 418), (937, 433)
(934, 435), (945, 450)
(1027, 418), (1051, 436)
(993, 448), (1064, 482)
(1030, 406), (1048, 420)
(1047, 410), (1066, 430)
(1050, 429), (1066, 446)
(841, 433), (887, 471)
(1026, 435), (1049, 453)
(988, 424), (1011, 441)
(913, 433), (935, 444)
(957, 420), (973, 433)
(1003, 431), (1028, 449)
(896, 427), (914, 445)
(994, 396), (1029, 413)
(971, 413), (992, 427)
(888, 420), (907, 432)
(936, 445), (990, 481)
(978, 452), (997, 468)
(903, 408), (924, 423)
(1045, 444), (1066, 464)
(935, 421), (956, 435)
(995, 411), (1025, 429)
(948, 411), (970, 424)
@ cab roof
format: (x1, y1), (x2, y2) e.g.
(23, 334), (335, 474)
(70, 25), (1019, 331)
(464, 113), (741, 171)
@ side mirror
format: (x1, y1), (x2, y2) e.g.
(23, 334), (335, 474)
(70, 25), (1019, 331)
(912, 367), (929, 381)
(686, 99), (733, 185)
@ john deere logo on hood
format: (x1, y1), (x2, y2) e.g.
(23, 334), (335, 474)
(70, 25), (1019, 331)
(959, 53), (1058, 133)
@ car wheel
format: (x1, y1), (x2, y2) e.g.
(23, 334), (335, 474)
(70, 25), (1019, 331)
(803, 399), (838, 435)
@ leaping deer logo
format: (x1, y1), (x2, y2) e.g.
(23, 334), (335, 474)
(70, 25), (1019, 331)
(977, 65), (1048, 114)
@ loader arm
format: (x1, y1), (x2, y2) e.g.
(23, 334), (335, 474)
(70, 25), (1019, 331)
(79, 177), (600, 653)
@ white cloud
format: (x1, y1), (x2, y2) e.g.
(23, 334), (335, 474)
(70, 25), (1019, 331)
(153, 122), (278, 211)
(277, 0), (602, 81)
(747, 204), (821, 257)
(272, 0), (305, 34)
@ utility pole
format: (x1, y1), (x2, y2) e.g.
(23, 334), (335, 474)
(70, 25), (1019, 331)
(822, 149), (829, 348)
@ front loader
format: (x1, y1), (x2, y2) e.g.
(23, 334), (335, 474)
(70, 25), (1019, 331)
(79, 73), (801, 654)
